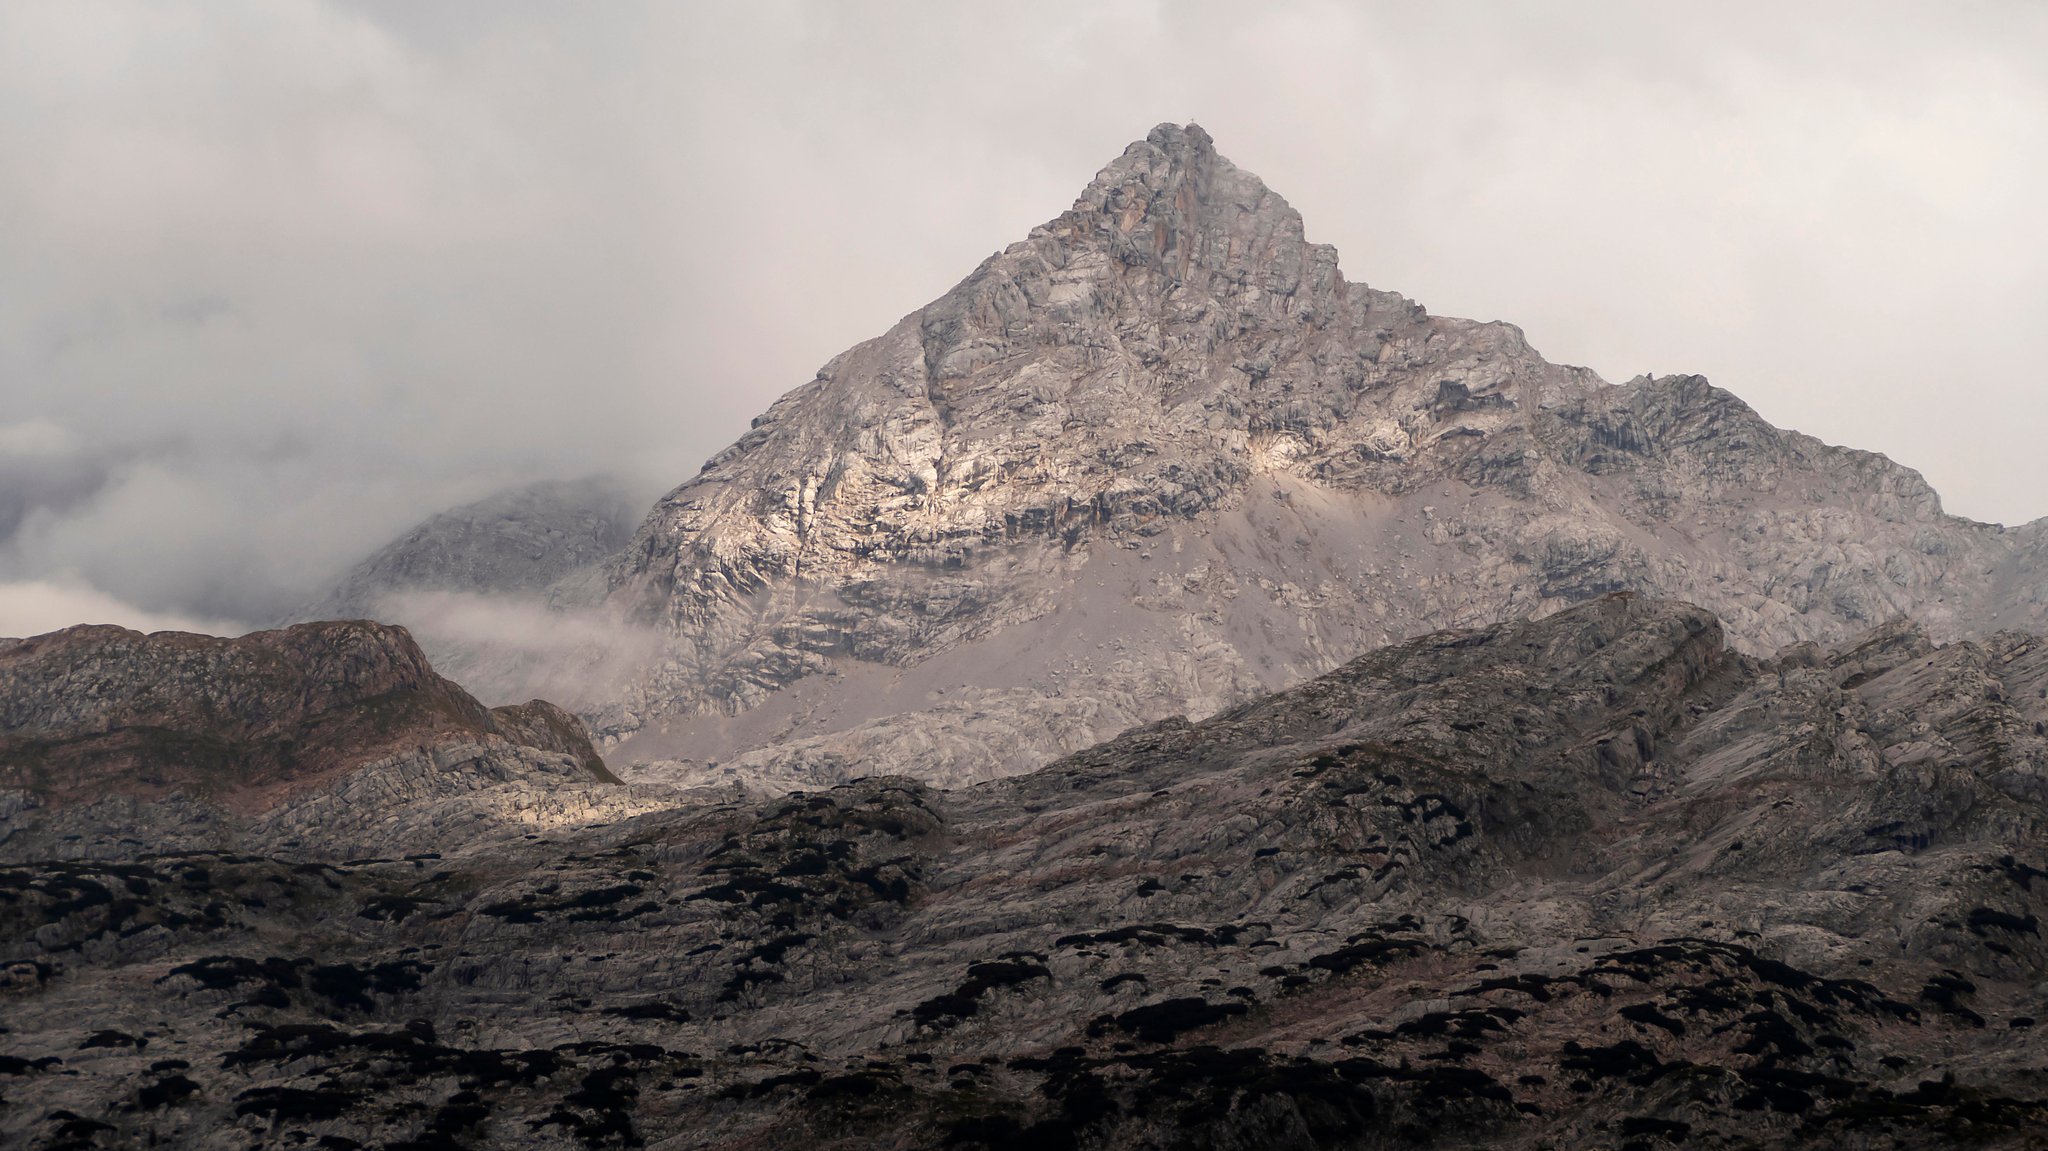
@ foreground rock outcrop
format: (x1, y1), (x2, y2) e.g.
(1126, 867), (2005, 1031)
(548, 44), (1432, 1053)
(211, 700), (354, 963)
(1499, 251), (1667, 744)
(588, 122), (2048, 791)
(4, 596), (2042, 1148)
(0, 620), (645, 861)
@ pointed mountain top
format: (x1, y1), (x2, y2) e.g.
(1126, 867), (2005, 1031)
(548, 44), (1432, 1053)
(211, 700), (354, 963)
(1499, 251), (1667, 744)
(1041, 121), (1319, 288)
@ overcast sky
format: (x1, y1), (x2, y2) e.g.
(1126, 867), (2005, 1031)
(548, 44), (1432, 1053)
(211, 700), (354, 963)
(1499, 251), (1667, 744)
(3, 0), (2045, 635)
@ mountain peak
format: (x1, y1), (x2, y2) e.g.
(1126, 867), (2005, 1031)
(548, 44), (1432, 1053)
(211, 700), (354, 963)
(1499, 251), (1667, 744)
(597, 121), (2046, 788)
(1117, 120), (1220, 188)
(1047, 121), (1318, 289)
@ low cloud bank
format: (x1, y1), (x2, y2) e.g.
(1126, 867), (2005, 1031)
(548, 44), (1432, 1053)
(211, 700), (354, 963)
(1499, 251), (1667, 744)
(0, 579), (248, 639)
(363, 589), (661, 711)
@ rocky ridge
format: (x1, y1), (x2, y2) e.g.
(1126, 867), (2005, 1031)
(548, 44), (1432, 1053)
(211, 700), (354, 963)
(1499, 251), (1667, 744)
(2, 595), (2043, 1148)
(594, 123), (2048, 791)
(0, 620), (655, 862)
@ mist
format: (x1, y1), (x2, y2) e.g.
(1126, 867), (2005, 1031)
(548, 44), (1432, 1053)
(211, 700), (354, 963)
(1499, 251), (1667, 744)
(366, 589), (662, 712)
(3, 1), (2045, 635)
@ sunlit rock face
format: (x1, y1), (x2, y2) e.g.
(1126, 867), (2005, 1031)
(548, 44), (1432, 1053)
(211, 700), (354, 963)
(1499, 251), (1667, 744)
(594, 123), (2047, 791)
(3, 596), (2043, 1148)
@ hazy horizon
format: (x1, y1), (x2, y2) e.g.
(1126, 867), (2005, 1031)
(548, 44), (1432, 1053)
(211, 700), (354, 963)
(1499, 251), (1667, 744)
(4, 1), (2045, 638)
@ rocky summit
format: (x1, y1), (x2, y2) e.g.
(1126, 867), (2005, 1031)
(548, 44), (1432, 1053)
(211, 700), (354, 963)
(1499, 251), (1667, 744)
(3, 595), (2045, 1148)
(587, 123), (2048, 793)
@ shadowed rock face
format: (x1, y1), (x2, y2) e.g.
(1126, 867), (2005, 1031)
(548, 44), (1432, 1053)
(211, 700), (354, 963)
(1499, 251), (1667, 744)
(3, 596), (2042, 1148)
(1, 620), (495, 803)
(593, 123), (2048, 791)
(0, 621), (632, 860)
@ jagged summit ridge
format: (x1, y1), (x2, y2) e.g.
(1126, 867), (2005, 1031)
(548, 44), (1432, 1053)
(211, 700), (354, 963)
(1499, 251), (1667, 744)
(1037, 121), (1336, 308)
(597, 123), (2043, 789)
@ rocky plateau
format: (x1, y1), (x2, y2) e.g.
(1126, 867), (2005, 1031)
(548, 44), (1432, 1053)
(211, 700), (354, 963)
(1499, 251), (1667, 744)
(1, 595), (2045, 1148)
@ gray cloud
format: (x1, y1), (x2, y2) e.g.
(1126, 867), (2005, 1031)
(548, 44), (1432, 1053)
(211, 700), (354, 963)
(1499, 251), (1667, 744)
(364, 589), (662, 711)
(2, 0), (2044, 632)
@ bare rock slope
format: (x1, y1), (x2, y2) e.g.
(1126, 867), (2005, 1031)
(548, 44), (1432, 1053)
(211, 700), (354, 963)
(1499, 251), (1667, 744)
(3, 596), (2044, 1148)
(0, 620), (646, 861)
(600, 123), (2047, 790)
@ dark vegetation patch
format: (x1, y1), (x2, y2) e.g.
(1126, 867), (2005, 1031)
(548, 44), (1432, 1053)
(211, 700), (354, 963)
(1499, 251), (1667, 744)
(160, 954), (430, 1013)
(1966, 907), (2039, 937)
(1990, 854), (2047, 892)
(685, 783), (938, 923)
(603, 1001), (692, 1024)
(1088, 997), (1248, 1044)
(0, 853), (453, 972)
(938, 1044), (1517, 1149)
(1618, 1002), (1686, 1037)
(479, 883), (658, 925)
(235, 1084), (357, 1122)
(1307, 937), (1427, 976)
(0, 856), (263, 953)
(1619, 1115), (1692, 1141)
(1297, 915), (1433, 978)
(1347, 1007), (1524, 1045)
(136, 1073), (200, 1109)
(1809, 1074), (2048, 1138)
(211, 1019), (702, 1149)
(1919, 971), (1985, 1027)
(1571, 938), (1915, 1021)
(386, 1091), (492, 1151)
(715, 932), (820, 1003)
(357, 894), (436, 922)
(530, 1065), (645, 1149)
(915, 957), (1052, 1026)
(1055, 923), (1250, 949)
(79, 1029), (144, 1050)
(807, 1068), (908, 1102)
(222, 1020), (561, 1086)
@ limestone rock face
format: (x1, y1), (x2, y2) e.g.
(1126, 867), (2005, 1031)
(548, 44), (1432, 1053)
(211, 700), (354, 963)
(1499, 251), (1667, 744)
(4, 596), (2043, 1148)
(600, 123), (2047, 789)
(0, 620), (641, 860)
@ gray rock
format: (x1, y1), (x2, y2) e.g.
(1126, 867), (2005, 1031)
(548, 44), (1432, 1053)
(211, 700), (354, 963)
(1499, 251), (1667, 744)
(597, 123), (2048, 791)
(0, 619), (642, 862)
